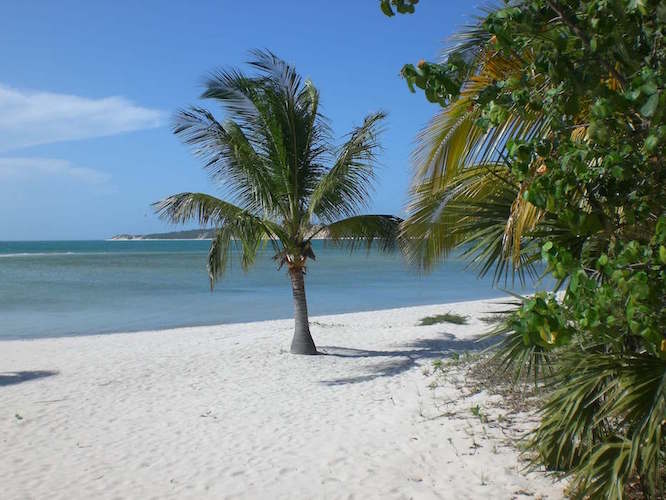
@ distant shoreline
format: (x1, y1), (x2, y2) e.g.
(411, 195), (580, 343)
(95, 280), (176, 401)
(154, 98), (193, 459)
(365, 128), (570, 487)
(109, 227), (329, 241)
(106, 237), (328, 241)
(105, 238), (214, 241)
(108, 228), (216, 241)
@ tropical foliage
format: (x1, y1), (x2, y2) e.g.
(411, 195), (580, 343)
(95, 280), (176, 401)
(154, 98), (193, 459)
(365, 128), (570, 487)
(155, 50), (400, 354)
(379, 0), (420, 16)
(385, 1), (666, 497)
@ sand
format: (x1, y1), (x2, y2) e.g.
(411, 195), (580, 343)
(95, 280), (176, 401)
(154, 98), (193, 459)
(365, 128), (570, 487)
(1, 298), (564, 499)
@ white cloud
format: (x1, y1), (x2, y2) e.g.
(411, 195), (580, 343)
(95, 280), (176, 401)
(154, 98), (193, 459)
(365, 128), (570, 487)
(0, 84), (166, 151)
(0, 157), (111, 185)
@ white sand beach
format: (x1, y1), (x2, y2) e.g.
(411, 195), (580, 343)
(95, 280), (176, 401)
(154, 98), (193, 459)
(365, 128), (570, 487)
(1, 298), (564, 500)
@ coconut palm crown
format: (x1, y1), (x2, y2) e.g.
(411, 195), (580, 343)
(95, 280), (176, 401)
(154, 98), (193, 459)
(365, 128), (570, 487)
(154, 50), (401, 354)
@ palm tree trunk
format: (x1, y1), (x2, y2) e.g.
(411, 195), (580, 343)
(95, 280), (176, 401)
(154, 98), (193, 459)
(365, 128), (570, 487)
(288, 266), (317, 355)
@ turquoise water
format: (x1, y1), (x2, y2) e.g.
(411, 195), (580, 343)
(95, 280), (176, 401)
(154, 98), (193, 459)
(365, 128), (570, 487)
(0, 240), (547, 340)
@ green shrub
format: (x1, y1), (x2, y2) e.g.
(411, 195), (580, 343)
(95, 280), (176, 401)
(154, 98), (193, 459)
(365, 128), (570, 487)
(386, 1), (666, 496)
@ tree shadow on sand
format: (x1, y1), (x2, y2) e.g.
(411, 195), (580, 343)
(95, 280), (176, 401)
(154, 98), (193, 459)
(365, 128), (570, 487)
(0, 370), (58, 387)
(318, 333), (498, 386)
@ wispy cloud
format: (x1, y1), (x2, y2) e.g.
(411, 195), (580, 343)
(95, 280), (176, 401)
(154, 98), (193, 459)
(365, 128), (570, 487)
(0, 84), (166, 151)
(0, 157), (111, 185)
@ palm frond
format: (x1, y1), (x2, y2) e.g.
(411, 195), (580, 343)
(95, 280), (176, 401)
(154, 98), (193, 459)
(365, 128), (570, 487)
(173, 107), (276, 213)
(440, 5), (499, 62)
(412, 50), (536, 185)
(323, 215), (402, 253)
(401, 163), (541, 284)
(533, 351), (666, 499)
(309, 112), (387, 222)
(199, 53), (332, 219)
(403, 39), (550, 283)
(153, 192), (257, 227)
(490, 322), (553, 382)
(154, 192), (280, 287)
(207, 227), (233, 289)
(246, 49), (302, 102)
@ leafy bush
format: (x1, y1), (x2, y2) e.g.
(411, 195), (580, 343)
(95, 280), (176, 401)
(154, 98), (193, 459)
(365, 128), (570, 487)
(386, 1), (666, 497)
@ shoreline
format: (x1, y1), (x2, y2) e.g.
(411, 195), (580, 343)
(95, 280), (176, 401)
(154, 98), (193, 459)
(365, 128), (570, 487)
(1, 298), (564, 499)
(1, 296), (515, 343)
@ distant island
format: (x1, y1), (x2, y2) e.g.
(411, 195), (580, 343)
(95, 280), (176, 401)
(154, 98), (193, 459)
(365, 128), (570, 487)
(109, 227), (330, 240)
(109, 229), (215, 240)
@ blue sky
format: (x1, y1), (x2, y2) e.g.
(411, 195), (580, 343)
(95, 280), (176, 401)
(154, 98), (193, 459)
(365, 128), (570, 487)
(0, 1), (480, 240)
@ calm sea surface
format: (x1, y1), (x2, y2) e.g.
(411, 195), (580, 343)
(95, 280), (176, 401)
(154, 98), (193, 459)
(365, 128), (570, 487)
(0, 240), (548, 340)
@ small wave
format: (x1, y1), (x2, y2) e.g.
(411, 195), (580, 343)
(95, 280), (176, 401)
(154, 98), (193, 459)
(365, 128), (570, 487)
(0, 250), (207, 258)
(0, 252), (77, 258)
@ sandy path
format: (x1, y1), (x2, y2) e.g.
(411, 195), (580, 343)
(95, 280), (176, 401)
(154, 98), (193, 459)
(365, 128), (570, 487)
(1, 298), (563, 499)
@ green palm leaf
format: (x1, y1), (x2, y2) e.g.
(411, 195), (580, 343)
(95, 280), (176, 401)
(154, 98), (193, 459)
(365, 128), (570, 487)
(153, 192), (277, 287)
(323, 215), (402, 253)
(173, 107), (276, 214)
(309, 111), (387, 222)
(532, 351), (666, 499)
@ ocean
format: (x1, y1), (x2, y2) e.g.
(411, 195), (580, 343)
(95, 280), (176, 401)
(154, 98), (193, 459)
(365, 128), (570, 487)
(0, 240), (548, 340)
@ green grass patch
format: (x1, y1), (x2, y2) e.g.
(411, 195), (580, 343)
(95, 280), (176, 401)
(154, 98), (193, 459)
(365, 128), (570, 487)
(419, 312), (469, 326)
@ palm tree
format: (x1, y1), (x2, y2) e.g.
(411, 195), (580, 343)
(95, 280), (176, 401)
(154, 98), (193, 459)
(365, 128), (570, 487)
(154, 50), (401, 355)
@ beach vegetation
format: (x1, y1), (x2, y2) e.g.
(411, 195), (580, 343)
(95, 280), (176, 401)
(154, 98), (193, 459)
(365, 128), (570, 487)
(470, 404), (488, 424)
(479, 314), (506, 325)
(419, 312), (469, 325)
(386, 1), (666, 497)
(155, 50), (400, 354)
